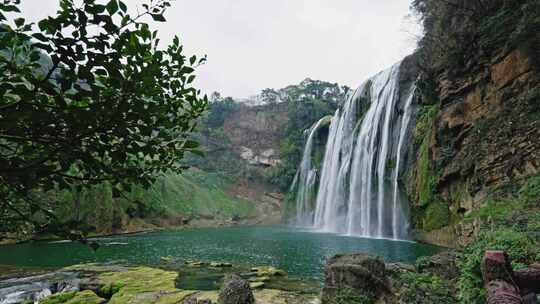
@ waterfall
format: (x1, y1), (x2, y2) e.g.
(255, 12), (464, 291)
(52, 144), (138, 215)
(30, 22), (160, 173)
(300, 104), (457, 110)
(294, 116), (332, 226)
(296, 61), (416, 240)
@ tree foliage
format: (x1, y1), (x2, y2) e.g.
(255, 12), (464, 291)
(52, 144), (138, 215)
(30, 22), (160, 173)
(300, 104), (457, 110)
(0, 0), (207, 237)
(265, 80), (348, 191)
(411, 0), (540, 77)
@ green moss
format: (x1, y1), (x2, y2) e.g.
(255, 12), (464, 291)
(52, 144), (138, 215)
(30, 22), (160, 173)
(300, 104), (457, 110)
(464, 198), (518, 225)
(416, 104), (441, 208)
(423, 200), (450, 231)
(40, 292), (77, 304)
(465, 174), (540, 226)
(517, 174), (540, 207)
(413, 104), (439, 146)
(97, 266), (194, 304)
(41, 291), (105, 304)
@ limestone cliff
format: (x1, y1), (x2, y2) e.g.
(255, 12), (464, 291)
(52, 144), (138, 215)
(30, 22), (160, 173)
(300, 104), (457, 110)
(223, 102), (288, 167)
(406, 0), (540, 247)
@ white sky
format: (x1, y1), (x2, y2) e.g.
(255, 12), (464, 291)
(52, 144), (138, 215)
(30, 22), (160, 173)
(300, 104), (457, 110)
(14, 0), (421, 98)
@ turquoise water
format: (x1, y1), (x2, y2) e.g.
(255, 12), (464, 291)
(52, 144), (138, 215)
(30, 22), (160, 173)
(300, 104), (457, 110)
(0, 226), (440, 280)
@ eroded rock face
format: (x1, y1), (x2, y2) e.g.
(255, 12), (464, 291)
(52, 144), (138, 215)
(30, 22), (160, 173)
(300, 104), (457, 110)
(224, 103), (288, 168)
(218, 274), (254, 304)
(321, 253), (391, 304)
(408, 45), (540, 247)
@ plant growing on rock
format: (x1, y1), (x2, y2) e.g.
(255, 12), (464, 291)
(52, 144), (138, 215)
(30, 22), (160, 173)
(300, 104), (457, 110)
(457, 228), (538, 304)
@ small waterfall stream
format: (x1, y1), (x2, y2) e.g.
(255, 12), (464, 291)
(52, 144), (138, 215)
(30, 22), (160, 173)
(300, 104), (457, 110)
(295, 61), (416, 240)
(294, 116), (332, 226)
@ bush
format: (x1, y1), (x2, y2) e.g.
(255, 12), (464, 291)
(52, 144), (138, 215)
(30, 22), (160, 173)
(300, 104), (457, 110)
(398, 272), (455, 304)
(517, 174), (540, 206)
(327, 288), (375, 304)
(457, 228), (538, 304)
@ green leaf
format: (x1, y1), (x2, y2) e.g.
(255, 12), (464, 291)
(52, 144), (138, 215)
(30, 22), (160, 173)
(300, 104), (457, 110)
(1, 5), (20, 13)
(14, 17), (25, 27)
(189, 149), (205, 157)
(32, 33), (48, 42)
(184, 140), (199, 149)
(150, 14), (166, 22)
(118, 1), (127, 13)
(106, 0), (119, 15)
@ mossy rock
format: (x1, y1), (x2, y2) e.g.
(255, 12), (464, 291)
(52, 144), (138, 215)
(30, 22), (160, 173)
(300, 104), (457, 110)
(41, 290), (106, 304)
(96, 266), (195, 304)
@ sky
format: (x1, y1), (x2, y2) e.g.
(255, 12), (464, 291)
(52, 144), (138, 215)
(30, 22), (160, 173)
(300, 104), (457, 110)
(14, 0), (421, 98)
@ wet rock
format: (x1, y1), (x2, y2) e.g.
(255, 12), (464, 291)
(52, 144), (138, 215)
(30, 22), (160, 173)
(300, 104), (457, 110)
(218, 274), (254, 304)
(321, 253), (391, 304)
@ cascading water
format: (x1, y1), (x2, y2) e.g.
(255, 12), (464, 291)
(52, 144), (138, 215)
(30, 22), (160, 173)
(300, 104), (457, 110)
(293, 116), (332, 227)
(295, 61), (416, 240)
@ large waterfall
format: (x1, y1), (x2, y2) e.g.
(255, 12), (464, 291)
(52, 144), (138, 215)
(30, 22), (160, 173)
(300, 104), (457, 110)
(294, 61), (416, 240)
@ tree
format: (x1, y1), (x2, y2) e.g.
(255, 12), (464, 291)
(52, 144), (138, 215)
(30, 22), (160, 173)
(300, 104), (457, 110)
(0, 0), (208, 238)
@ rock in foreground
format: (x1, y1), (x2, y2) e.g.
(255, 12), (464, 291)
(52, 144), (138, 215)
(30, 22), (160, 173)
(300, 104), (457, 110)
(321, 253), (391, 304)
(218, 274), (255, 304)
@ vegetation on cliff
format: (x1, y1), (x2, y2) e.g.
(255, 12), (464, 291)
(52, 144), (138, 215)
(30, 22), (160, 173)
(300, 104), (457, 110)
(408, 0), (540, 302)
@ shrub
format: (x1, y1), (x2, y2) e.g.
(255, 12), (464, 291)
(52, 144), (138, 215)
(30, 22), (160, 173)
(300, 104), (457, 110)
(398, 272), (455, 304)
(457, 228), (538, 304)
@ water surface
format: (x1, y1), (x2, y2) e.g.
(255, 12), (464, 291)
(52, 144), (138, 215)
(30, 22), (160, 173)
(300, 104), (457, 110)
(0, 226), (440, 280)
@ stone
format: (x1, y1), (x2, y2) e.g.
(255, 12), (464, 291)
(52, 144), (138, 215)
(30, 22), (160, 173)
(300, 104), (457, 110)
(321, 253), (391, 304)
(218, 274), (254, 304)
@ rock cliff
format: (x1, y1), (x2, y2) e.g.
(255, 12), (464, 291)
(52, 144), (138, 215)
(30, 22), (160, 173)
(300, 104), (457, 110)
(405, 0), (540, 247)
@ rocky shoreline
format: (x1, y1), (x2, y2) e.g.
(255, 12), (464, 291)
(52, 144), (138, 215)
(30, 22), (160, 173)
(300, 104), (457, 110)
(1, 250), (461, 304)
(0, 259), (319, 304)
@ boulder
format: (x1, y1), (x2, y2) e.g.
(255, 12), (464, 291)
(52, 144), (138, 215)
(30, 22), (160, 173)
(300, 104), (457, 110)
(218, 274), (254, 304)
(321, 253), (391, 304)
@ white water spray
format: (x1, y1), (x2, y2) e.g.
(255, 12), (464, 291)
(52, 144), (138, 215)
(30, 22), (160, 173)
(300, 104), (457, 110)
(295, 61), (416, 240)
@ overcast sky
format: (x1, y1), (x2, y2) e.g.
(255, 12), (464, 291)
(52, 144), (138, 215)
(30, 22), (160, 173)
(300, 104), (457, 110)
(15, 0), (421, 98)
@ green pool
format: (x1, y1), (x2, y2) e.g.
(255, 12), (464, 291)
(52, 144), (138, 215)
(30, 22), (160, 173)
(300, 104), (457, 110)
(0, 226), (440, 281)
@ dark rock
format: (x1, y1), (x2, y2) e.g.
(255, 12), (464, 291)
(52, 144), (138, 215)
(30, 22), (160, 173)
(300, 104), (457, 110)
(385, 262), (415, 274)
(321, 253), (391, 304)
(218, 274), (254, 304)
(417, 250), (461, 280)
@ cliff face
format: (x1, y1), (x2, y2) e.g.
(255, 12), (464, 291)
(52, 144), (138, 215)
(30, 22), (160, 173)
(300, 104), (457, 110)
(223, 102), (289, 167)
(403, 0), (540, 247)
(407, 47), (539, 247)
